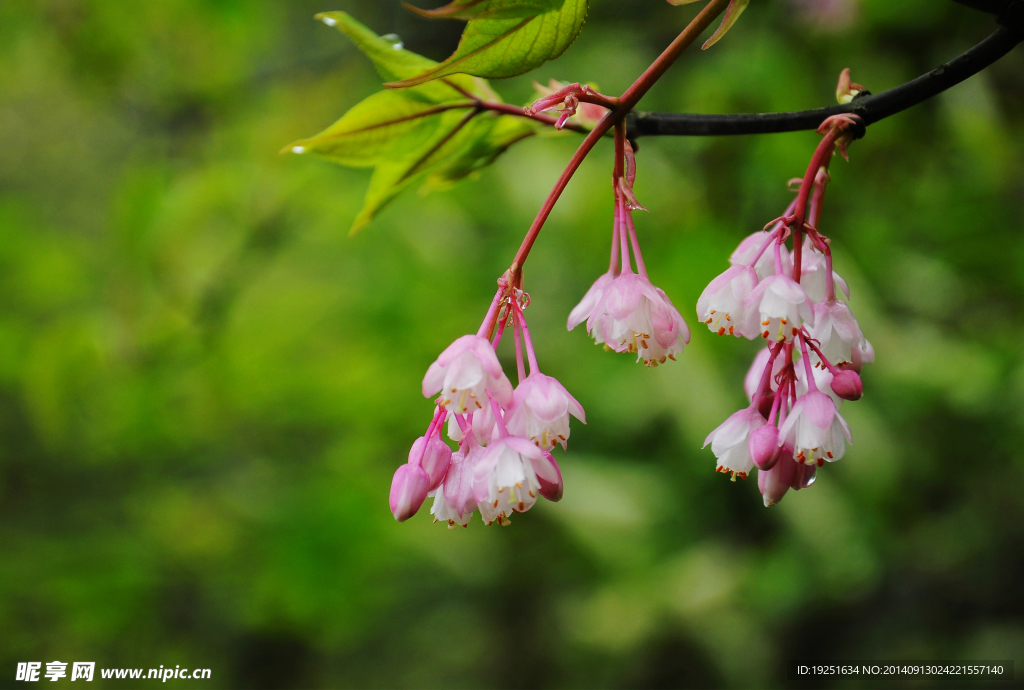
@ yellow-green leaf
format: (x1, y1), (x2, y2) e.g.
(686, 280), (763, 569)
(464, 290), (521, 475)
(284, 91), (466, 167)
(384, 0), (588, 87)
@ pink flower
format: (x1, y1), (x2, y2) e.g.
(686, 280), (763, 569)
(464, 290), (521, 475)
(799, 238), (849, 303)
(730, 230), (789, 280)
(472, 436), (563, 526)
(697, 264), (759, 336)
(703, 407), (765, 478)
(506, 372), (586, 451)
(587, 272), (690, 366)
(777, 390), (852, 464)
(423, 334), (513, 414)
(810, 299), (863, 368)
(429, 447), (480, 528)
(844, 338), (874, 373)
(740, 274), (814, 342)
(567, 271), (614, 331)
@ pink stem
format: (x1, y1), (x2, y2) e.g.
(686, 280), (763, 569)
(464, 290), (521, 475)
(490, 397), (509, 438)
(791, 130), (843, 284)
(766, 376), (784, 426)
(608, 206), (621, 274)
(491, 309), (509, 350)
(625, 210), (648, 278)
(512, 309), (526, 383)
(513, 301), (540, 376)
(773, 237), (784, 277)
(751, 343), (782, 410)
(618, 200), (633, 275)
(749, 224), (783, 270)
(798, 334), (818, 393)
(801, 327), (842, 376)
(477, 287), (505, 339)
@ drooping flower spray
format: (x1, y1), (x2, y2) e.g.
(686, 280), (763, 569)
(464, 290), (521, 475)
(699, 111), (872, 506)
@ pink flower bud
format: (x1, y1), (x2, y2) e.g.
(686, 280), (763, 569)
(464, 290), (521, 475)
(409, 435), (453, 491)
(830, 369), (863, 401)
(758, 453), (799, 507)
(748, 424), (780, 470)
(389, 464), (431, 522)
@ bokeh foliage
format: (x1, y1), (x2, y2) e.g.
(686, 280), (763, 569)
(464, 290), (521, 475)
(1, 0), (1023, 688)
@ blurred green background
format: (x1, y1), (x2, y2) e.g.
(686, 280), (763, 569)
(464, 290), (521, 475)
(1, 0), (1023, 687)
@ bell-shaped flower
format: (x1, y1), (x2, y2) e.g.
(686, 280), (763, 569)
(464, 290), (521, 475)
(697, 264), (759, 337)
(390, 464), (431, 522)
(423, 334), (513, 414)
(408, 434), (452, 491)
(844, 338), (874, 374)
(799, 238), (850, 303)
(587, 272), (690, 366)
(429, 447), (480, 528)
(731, 230), (791, 280)
(471, 436), (562, 526)
(810, 299), (863, 368)
(704, 407), (765, 478)
(777, 390), (852, 465)
(568, 271), (615, 331)
(506, 373), (586, 451)
(740, 274), (813, 343)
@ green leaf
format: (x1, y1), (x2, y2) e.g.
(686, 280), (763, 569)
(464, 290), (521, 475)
(283, 91), (465, 167)
(287, 13), (541, 233)
(314, 11), (495, 103)
(384, 0), (588, 87)
(349, 111), (534, 234)
(404, 0), (563, 21)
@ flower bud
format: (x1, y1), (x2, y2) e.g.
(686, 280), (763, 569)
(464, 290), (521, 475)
(389, 464), (431, 522)
(409, 435), (452, 490)
(748, 424), (781, 470)
(758, 453), (798, 507)
(830, 369), (863, 401)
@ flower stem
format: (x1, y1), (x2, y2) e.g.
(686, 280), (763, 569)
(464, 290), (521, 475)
(506, 0), (731, 291)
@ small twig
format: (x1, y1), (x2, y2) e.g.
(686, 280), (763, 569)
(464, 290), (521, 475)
(627, 19), (1022, 139)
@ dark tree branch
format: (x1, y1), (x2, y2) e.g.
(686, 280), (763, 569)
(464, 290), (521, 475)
(626, 5), (1023, 140)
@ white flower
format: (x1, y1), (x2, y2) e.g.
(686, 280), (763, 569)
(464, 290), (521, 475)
(740, 274), (814, 342)
(799, 237), (849, 303)
(423, 335), (513, 414)
(810, 299), (863, 368)
(587, 272), (690, 366)
(471, 436), (562, 526)
(505, 373), (585, 451)
(703, 408), (765, 478)
(696, 265), (759, 337)
(777, 390), (852, 464)
(429, 447), (479, 528)
(568, 271), (615, 331)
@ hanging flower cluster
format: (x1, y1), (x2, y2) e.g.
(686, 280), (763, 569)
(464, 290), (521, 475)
(390, 286), (585, 527)
(567, 130), (691, 366)
(699, 114), (873, 506)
